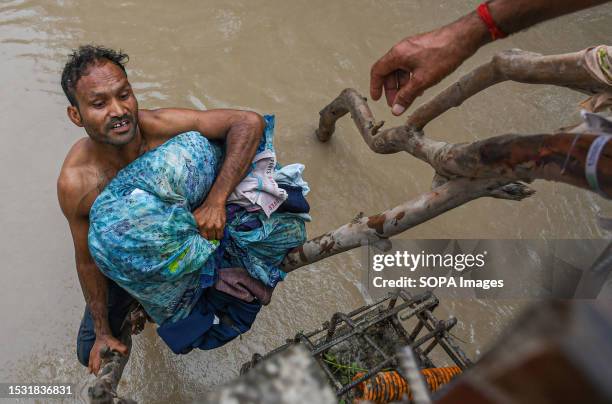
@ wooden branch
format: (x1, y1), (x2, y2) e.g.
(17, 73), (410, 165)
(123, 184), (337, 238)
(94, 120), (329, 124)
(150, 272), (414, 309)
(283, 73), (611, 271)
(406, 48), (610, 130)
(88, 306), (146, 404)
(417, 131), (611, 193)
(316, 88), (407, 154)
(280, 177), (534, 272)
(315, 88), (612, 195)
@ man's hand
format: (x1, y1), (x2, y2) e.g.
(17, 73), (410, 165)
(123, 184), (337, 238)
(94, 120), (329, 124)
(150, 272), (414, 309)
(88, 334), (128, 375)
(370, 13), (487, 116)
(140, 109), (262, 240)
(370, 0), (610, 116)
(194, 201), (226, 241)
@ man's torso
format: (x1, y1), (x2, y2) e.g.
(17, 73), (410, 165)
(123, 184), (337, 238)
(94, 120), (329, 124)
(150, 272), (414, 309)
(58, 110), (169, 219)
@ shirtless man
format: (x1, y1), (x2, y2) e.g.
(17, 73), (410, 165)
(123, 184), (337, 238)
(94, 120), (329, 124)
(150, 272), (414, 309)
(56, 45), (264, 375)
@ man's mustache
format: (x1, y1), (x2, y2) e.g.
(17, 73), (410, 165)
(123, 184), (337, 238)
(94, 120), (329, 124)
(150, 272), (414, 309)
(107, 115), (133, 130)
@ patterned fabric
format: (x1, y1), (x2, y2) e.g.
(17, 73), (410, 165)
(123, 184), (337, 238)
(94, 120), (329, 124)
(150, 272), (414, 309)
(584, 45), (612, 85)
(88, 115), (308, 324)
(580, 45), (612, 113)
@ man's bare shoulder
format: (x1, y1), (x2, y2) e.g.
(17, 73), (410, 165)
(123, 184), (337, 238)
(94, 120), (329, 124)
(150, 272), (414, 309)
(138, 107), (259, 144)
(138, 109), (171, 141)
(57, 138), (105, 220)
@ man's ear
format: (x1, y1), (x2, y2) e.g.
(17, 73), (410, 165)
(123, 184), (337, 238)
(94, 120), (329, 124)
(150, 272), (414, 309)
(67, 105), (83, 127)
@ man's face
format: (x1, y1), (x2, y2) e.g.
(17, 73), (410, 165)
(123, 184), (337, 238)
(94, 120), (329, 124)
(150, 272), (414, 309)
(68, 60), (139, 146)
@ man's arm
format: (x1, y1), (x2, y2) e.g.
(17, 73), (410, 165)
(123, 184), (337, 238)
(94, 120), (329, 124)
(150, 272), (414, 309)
(139, 109), (264, 239)
(370, 0), (610, 115)
(57, 172), (128, 375)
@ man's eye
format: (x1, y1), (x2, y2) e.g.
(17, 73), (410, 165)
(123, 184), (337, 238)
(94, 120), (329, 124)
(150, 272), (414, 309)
(92, 101), (104, 108)
(120, 91), (130, 100)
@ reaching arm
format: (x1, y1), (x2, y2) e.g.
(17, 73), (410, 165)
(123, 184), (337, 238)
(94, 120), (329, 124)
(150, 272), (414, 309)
(57, 172), (128, 375)
(139, 108), (265, 239)
(370, 0), (610, 115)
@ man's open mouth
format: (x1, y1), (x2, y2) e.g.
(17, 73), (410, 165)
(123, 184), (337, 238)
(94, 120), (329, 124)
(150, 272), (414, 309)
(110, 119), (132, 134)
(111, 119), (130, 129)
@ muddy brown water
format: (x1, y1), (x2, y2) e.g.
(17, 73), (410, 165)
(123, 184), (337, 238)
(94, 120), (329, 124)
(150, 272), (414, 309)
(1, 0), (611, 402)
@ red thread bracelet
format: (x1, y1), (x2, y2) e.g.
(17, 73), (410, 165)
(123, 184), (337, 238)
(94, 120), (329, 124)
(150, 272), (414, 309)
(477, 2), (507, 40)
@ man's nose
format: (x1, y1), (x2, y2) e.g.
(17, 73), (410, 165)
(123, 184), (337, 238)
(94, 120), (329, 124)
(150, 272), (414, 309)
(108, 97), (128, 118)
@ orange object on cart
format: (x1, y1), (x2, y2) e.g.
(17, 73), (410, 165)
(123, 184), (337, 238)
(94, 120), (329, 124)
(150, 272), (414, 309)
(354, 367), (462, 403)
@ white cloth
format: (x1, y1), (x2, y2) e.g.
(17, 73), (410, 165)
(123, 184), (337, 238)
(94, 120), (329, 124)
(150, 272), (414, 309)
(274, 163), (310, 195)
(227, 149), (287, 217)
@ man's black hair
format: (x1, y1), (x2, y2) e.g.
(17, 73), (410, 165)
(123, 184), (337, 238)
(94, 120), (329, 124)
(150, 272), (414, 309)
(61, 45), (129, 107)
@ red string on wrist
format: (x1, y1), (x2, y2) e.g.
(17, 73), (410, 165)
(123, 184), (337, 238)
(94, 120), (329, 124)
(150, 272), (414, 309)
(477, 2), (507, 40)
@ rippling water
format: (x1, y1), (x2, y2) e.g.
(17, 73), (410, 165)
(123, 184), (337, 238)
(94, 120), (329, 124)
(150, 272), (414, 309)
(1, 0), (610, 402)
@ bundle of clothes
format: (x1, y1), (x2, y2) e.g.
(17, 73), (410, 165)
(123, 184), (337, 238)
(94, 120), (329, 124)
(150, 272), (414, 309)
(88, 115), (309, 353)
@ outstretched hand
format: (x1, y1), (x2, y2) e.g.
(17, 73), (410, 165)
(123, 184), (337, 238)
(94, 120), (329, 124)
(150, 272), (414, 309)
(194, 201), (226, 241)
(370, 15), (486, 116)
(88, 334), (128, 375)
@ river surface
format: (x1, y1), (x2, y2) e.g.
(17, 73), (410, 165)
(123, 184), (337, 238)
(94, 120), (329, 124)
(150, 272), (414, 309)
(1, 0), (611, 402)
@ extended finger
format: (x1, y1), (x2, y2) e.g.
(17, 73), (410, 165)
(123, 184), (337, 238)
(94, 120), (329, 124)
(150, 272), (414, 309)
(392, 73), (425, 116)
(370, 51), (397, 101)
(383, 74), (398, 107)
(90, 356), (100, 375)
(200, 228), (210, 240)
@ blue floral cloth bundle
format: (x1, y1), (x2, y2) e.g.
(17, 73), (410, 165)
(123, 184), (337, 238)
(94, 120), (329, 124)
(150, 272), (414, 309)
(88, 115), (308, 325)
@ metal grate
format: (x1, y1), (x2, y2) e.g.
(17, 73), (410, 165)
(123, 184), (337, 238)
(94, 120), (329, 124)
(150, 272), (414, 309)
(240, 290), (471, 399)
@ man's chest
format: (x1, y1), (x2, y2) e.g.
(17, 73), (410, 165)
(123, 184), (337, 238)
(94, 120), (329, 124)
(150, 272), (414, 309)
(80, 143), (152, 216)
(81, 167), (119, 216)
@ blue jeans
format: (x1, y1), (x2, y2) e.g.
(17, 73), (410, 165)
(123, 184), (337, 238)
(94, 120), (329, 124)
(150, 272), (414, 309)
(76, 280), (136, 366)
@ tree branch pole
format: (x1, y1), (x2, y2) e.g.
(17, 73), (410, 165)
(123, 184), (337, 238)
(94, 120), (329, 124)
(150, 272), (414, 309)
(88, 306), (146, 404)
(406, 48), (609, 131)
(282, 48), (611, 272)
(280, 177), (533, 271)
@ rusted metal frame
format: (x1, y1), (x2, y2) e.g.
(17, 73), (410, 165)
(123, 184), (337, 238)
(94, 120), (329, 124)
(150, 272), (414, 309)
(390, 315), (413, 345)
(422, 315), (471, 367)
(324, 312), (350, 343)
(297, 333), (344, 391)
(398, 290), (471, 368)
(411, 319), (457, 350)
(422, 339), (439, 357)
(323, 296), (446, 396)
(317, 293), (437, 396)
(408, 321), (425, 341)
(314, 291), (403, 343)
(336, 312), (392, 361)
(313, 312), (397, 395)
(312, 297), (437, 356)
(401, 294), (440, 358)
(241, 292), (415, 368)
(387, 290), (400, 309)
(418, 311), (470, 369)
(422, 318), (458, 356)
(323, 289), (416, 342)
(240, 290), (471, 400)
(400, 292), (439, 321)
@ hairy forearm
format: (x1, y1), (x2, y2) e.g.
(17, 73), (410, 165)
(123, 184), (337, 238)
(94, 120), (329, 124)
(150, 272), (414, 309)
(489, 0), (609, 35)
(77, 262), (111, 336)
(449, 0), (609, 53)
(205, 112), (264, 205)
